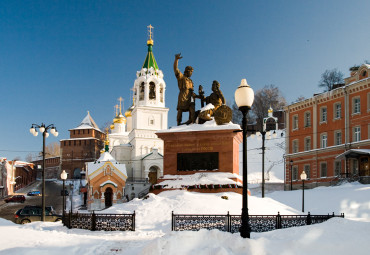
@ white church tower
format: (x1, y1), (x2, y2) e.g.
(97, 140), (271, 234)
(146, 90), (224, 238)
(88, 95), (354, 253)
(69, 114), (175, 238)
(110, 25), (168, 198)
(129, 24), (168, 180)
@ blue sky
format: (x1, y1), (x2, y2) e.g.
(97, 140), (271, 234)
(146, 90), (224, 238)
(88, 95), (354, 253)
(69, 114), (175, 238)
(1, 0), (370, 161)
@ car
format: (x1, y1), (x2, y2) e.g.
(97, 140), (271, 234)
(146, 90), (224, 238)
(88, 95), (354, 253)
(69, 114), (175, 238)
(14, 205), (62, 224)
(27, 190), (41, 196)
(4, 195), (25, 203)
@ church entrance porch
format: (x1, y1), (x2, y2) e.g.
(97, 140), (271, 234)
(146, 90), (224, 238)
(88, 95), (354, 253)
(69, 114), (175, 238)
(148, 166), (159, 184)
(104, 187), (113, 208)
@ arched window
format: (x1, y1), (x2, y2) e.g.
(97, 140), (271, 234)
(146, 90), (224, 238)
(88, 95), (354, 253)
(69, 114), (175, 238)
(149, 82), (156, 99)
(139, 83), (145, 100)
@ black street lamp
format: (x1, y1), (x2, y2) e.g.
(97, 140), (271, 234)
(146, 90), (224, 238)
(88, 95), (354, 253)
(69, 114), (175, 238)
(300, 170), (307, 212)
(235, 78), (254, 239)
(30, 123), (58, 221)
(61, 170), (68, 222)
(70, 183), (74, 214)
(290, 160), (293, 191)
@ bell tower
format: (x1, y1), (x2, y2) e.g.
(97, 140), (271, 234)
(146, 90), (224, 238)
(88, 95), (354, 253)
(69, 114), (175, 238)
(131, 25), (168, 131)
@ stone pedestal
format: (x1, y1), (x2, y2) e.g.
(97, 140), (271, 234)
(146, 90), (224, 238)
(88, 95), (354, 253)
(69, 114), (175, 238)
(156, 128), (242, 175)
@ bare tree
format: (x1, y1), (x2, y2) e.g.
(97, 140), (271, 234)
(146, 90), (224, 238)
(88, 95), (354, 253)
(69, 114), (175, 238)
(45, 142), (60, 158)
(318, 69), (344, 91)
(25, 153), (33, 162)
(229, 100), (255, 125)
(251, 85), (286, 130)
(295, 95), (306, 103)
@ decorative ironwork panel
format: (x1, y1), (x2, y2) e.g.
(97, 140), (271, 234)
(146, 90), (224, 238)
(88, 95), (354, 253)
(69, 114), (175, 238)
(280, 215), (306, 229)
(250, 215), (277, 232)
(95, 214), (134, 231)
(310, 215), (331, 225)
(70, 213), (92, 230)
(229, 215), (241, 233)
(174, 215), (227, 232)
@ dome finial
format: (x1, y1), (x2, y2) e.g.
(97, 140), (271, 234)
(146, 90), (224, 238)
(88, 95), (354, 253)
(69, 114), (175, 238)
(147, 24), (154, 46)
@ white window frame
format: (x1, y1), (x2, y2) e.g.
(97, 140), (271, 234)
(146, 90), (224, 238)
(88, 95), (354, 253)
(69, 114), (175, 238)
(320, 107), (327, 123)
(292, 139), (299, 153)
(354, 126), (361, 142)
(334, 130), (342, 145)
(334, 102), (341, 119)
(304, 111), (311, 127)
(292, 115), (298, 130)
(320, 162), (327, 177)
(304, 164), (310, 179)
(334, 161), (341, 176)
(321, 133), (328, 148)
(353, 97), (361, 114)
(367, 92), (370, 112)
(304, 137), (311, 151)
(292, 166), (298, 180)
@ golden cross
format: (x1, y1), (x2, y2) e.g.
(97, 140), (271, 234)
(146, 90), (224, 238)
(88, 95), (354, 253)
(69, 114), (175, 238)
(118, 97), (124, 113)
(147, 24), (154, 40)
(114, 104), (119, 116)
(130, 87), (136, 104)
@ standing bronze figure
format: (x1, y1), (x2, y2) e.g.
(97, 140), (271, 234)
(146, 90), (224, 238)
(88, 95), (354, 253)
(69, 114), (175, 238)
(174, 53), (196, 125)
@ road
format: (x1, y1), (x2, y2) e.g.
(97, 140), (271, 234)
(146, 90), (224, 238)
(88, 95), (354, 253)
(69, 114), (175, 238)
(0, 180), (64, 221)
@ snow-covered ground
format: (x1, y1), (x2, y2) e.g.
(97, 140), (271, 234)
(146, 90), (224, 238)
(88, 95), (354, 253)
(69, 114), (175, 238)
(1, 182), (370, 255)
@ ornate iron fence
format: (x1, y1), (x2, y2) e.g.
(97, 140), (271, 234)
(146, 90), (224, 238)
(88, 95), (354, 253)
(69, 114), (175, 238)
(63, 211), (135, 231)
(172, 212), (344, 233)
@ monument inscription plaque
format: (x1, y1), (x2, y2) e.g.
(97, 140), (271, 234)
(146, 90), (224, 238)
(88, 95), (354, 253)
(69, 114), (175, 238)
(177, 152), (218, 171)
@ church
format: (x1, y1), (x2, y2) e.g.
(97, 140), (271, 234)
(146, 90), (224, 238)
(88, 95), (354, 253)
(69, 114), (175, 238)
(86, 25), (168, 204)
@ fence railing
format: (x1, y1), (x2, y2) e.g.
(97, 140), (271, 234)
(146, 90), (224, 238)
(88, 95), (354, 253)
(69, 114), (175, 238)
(63, 211), (135, 231)
(172, 212), (344, 233)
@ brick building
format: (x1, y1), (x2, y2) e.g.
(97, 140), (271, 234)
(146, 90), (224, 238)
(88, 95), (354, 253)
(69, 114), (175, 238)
(32, 156), (60, 179)
(285, 64), (370, 190)
(0, 158), (36, 195)
(60, 112), (105, 179)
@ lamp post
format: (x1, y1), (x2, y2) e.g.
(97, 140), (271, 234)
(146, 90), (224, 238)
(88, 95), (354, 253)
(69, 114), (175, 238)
(30, 123), (58, 221)
(300, 170), (307, 212)
(235, 78), (254, 238)
(70, 183), (74, 214)
(61, 170), (68, 222)
(289, 160), (293, 191)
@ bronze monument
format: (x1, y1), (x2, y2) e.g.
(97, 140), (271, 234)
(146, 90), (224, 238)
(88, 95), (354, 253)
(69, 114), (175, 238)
(174, 53), (196, 125)
(174, 54), (232, 126)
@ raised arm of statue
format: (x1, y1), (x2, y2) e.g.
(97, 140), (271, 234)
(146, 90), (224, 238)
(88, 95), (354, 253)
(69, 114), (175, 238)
(174, 53), (183, 78)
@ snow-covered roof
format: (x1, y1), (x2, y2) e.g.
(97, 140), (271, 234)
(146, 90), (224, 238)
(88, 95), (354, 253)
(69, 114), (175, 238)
(157, 172), (242, 189)
(336, 149), (370, 159)
(97, 152), (116, 162)
(71, 111), (101, 132)
(157, 120), (241, 133)
(87, 151), (127, 178)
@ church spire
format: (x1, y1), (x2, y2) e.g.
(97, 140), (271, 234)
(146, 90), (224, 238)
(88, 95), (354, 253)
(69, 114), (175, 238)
(142, 24), (159, 71)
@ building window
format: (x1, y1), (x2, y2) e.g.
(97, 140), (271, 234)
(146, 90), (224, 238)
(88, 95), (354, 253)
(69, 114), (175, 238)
(292, 115), (298, 130)
(354, 126), (361, 142)
(304, 165), (310, 179)
(353, 97), (361, 114)
(334, 161), (341, 176)
(321, 133), (327, 148)
(320, 162), (327, 177)
(304, 112), (311, 127)
(334, 102), (341, 119)
(367, 92), (370, 111)
(320, 107), (327, 122)
(292, 140), (299, 153)
(304, 137), (311, 151)
(292, 166), (298, 180)
(352, 159), (358, 175)
(334, 131), (342, 145)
